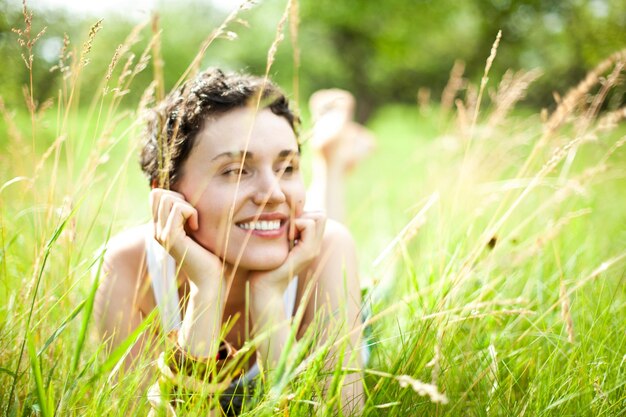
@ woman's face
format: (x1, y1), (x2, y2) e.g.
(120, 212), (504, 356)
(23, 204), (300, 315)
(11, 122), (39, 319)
(175, 107), (305, 271)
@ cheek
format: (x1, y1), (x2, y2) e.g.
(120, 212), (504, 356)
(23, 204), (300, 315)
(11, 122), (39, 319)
(287, 181), (306, 216)
(192, 196), (232, 250)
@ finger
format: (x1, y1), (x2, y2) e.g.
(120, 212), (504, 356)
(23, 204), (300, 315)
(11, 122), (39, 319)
(314, 215), (326, 244)
(174, 201), (199, 232)
(299, 211), (326, 244)
(150, 188), (163, 223)
(151, 188), (186, 223)
(292, 218), (316, 250)
(163, 202), (197, 241)
(157, 195), (186, 241)
(156, 196), (172, 242)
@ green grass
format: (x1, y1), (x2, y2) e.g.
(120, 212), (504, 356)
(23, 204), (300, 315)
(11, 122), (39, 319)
(1, 5), (626, 417)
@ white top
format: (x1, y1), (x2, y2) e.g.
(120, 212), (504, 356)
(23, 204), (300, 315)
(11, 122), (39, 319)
(145, 236), (299, 380)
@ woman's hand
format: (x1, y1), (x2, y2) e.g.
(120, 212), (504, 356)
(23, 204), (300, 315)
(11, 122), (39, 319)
(151, 188), (227, 356)
(150, 188), (223, 288)
(248, 211), (327, 297)
(247, 211), (326, 367)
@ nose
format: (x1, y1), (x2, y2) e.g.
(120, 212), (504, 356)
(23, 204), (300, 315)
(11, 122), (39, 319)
(252, 169), (287, 207)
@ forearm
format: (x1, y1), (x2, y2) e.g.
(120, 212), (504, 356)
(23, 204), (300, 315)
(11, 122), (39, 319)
(178, 281), (225, 357)
(250, 290), (291, 368)
(307, 154), (345, 221)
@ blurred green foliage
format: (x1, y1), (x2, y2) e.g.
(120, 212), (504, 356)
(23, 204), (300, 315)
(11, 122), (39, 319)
(0, 0), (624, 120)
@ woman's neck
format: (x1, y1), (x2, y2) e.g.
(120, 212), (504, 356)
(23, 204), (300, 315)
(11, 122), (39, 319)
(221, 264), (251, 311)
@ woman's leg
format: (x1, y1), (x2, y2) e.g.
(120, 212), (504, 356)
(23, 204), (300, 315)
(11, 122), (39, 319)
(306, 89), (376, 222)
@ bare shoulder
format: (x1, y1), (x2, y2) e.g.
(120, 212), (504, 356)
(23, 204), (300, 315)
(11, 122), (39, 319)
(95, 223), (155, 355)
(297, 220), (361, 336)
(321, 218), (356, 249)
(96, 223), (152, 324)
(104, 224), (151, 268)
(306, 218), (358, 284)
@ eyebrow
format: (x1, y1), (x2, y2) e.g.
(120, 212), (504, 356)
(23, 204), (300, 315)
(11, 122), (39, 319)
(277, 150), (300, 159)
(211, 149), (300, 162)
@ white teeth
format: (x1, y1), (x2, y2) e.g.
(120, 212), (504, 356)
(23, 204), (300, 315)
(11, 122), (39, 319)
(237, 220), (281, 231)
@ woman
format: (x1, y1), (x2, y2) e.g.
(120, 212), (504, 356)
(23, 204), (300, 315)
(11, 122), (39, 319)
(94, 69), (370, 414)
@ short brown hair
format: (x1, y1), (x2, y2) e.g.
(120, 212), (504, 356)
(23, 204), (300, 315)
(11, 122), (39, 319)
(140, 68), (299, 187)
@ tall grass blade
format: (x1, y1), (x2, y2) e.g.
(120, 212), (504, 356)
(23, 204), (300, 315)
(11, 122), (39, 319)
(6, 208), (73, 415)
(90, 309), (158, 382)
(27, 333), (51, 417)
(70, 252), (103, 374)
(38, 300), (86, 357)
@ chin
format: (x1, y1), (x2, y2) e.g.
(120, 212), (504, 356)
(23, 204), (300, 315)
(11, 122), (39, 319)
(235, 249), (289, 271)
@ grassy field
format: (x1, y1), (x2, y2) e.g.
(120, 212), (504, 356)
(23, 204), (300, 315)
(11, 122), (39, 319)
(1, 6), (626, 417)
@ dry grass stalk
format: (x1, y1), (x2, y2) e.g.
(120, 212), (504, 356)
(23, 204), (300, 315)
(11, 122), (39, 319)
(396, 375), (449, 404)
(462, 84), (478, 136)
(36, 98), (53, 119)
(113, 54), (135, 97)
(104, 45), (123, 86)
(417, 87), (431, 114)
(150, 14), (165, 103)
(470, 30), (501, 132)
(49, 33), (72, 78)
(426, 329), (442, 387)
(476, 132), (599, 253)
(289, 0), (301, 114)
(601, 135), (626, 164)
(488, 68), (542, 127)
(559, 280), (575, 343)
(138, 80), (157, 116)
(80, 19), (103, 68)
(109, 35), (154, 102)
(264, 0), (291, 72)
(575, 60), (624, 134)
(487, 344), (498, 394)
(597, 106), (626, 131)
(177, 0), (256, 87)
(464, 298), (528, 310)
(446, 308), (534, 324)
(0, 96), (25, 145)
(21, 84), (36, 114)
(540, 133), (597, 177)
(104, 19), (148, 95)
(373, 192), (439, 267)
(30, 134), (67, 185)
(593, 378), (608, 402)
(455, 98), (469, 134)
(512, 209), (592, 264)
(547, 252), (626, 322)
(12, 0), (47, 70)
(441, 60), (466, 112)
(545, 48), (626, 134)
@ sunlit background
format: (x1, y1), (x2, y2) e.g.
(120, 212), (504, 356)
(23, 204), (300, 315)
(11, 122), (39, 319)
(2, 0), (625, 121)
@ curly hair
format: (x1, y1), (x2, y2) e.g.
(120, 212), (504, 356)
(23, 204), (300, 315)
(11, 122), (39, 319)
(140, 68), (299, 188)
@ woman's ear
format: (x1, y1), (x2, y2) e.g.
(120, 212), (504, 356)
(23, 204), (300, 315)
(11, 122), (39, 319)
(151, 179), (158, 189)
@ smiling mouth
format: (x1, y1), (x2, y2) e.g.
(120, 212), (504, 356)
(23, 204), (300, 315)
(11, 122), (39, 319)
(236, 219), (284, 231)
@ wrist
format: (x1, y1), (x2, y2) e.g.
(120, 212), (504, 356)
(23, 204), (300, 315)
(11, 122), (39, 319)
(249, 284), (286, 317)
(249, 278), (286, 300)
(187, 278), (224, 305)
(183, 264), (223, 292)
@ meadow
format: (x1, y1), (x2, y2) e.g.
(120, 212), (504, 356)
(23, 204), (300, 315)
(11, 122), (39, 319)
(1, 2), (625, 416)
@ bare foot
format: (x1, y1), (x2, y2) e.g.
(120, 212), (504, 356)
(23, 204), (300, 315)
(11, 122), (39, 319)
(309, 89), (376, 172)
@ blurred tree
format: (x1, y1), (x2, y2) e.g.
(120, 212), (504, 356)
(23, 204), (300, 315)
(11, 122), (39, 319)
(298, 0), (626, 119)
(0, 0), (624, 120)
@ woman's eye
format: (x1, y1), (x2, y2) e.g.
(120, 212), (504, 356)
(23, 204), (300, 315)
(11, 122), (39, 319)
(277, 164), (296, 175)
(223, 167), (246, 176)
(277, 163), (298, 175)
